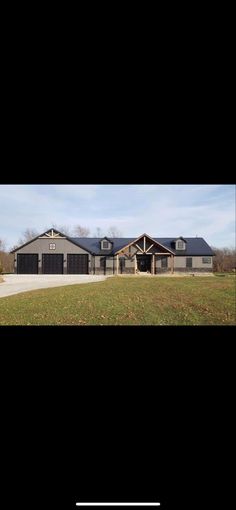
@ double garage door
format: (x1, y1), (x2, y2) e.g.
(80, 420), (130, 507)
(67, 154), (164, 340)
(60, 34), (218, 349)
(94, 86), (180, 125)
(17, 254), (88, 274)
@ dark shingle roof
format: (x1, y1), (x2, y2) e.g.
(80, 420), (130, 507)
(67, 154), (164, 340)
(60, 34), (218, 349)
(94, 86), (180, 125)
(69, 237), (214, 256)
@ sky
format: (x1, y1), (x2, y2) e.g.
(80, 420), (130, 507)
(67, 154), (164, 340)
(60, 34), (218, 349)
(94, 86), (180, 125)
(0, 184), (235, 250)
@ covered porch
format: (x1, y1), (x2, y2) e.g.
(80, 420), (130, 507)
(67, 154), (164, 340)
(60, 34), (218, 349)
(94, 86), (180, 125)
(114, 233), (175, 275)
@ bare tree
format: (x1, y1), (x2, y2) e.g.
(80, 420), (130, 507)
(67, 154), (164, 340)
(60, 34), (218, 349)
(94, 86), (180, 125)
(73, 225), (90, 237)
(0, 238), (14, 273)
(0, 239), (6, 252)
(93, 227), (104, 237)
(211, 246), (236, 272)
(18, 228), (39, 246)
(107, 226), (122, 237)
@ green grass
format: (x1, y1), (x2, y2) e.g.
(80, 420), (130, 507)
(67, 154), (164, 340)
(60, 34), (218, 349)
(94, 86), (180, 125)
(0, 276), (235, 325)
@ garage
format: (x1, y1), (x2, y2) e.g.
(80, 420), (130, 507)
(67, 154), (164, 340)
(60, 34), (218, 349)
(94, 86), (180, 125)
(17, 254), (38, 274)
(67, 254), (88, 274)
(42, 254), (64, 274)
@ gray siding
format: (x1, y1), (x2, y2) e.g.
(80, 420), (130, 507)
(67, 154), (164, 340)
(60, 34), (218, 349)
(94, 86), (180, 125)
(14, 238), (91, 274)
(13, 236), (213, 274)
(174, 256), (213, 269)
(156, 256), (171, 268)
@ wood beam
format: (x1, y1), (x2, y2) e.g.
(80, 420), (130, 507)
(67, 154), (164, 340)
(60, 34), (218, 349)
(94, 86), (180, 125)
(152, 254), (155, 275)
(171, 254), (174, 274)
(114, 234), (175, 255)
(135, 243), (144, 253)
(146, 243), (154, 253)
(135, 255), (137, 274)
(116, 254), (119, 275)
(144, 236), (146, 252)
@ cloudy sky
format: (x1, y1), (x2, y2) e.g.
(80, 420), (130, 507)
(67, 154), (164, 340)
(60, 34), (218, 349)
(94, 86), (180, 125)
(0, 184), (235, 250)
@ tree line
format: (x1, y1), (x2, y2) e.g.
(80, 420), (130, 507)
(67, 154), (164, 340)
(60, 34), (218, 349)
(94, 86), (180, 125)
(211, 247), (236, 273)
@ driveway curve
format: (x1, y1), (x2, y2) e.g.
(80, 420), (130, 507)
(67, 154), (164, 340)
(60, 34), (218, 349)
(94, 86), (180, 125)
(0, 274), (108, 298)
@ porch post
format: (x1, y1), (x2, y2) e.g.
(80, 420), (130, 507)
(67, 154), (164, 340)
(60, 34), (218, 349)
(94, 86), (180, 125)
(134, 254), (137, 274)
(116, 254), (119, 275)
(171, 254), (174, 274)
(152, 254), (154, 275)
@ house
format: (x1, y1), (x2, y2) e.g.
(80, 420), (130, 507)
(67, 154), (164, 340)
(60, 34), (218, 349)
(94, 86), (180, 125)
(10, 229), (214, 275)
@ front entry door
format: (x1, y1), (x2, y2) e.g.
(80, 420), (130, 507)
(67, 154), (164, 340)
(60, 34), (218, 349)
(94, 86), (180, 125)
(137, 255), (151, 272)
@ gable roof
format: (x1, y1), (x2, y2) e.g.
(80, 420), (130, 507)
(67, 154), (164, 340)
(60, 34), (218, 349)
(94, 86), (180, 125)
(174, 236), (187, 243)
(113, 233), (175, 255)
(70, 237), (214, 256)
(10, 228), (92, 254)
(10, 228), (214, 257)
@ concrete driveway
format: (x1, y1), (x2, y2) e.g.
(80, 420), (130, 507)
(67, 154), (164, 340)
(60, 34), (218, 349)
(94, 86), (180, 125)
(0, 274), (107, 298)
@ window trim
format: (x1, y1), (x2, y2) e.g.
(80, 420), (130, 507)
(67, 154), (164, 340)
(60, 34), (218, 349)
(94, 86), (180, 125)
(101, 240), (110, 250)
(176, 240), (185, 250)
(49, 243), (56, 250)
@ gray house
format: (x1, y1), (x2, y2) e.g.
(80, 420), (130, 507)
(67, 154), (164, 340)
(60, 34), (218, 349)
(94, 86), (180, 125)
(11, 229), (214, 275)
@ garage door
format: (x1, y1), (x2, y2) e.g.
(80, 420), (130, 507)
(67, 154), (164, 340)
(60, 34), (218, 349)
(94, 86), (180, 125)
(42, 254), (64, 274)
(67, 254), (88, 274)
(17, 254), (38, 274)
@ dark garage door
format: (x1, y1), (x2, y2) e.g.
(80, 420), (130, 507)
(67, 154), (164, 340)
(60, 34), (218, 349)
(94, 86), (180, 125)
(67, 254), (88, 274)
(17, 254), (38, 274)
(42, 254), (64, 274)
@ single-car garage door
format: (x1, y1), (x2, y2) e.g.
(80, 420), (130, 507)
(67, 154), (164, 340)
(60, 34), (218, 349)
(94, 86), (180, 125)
(67, 254), (88, 274)
(42, 254), (64, 274)
(17, 254), (38, 274)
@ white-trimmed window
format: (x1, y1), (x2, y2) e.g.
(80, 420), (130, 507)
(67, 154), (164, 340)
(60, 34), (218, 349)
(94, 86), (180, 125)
(101, 240), (110, 250)
(202, 257), (211, 264)
(176, 241), (185, 250)
(49, 243), (56, 250)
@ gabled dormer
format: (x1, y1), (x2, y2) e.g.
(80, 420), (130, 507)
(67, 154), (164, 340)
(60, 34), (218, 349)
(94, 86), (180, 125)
(173, 237), (187, 251)
(100, 237), (113, 251)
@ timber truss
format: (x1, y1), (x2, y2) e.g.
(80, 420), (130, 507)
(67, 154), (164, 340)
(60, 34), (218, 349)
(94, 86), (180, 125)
(114, 233), (174, 274)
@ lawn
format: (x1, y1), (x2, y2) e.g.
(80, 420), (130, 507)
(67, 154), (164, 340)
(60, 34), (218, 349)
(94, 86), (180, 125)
(0, 276), (235, 325)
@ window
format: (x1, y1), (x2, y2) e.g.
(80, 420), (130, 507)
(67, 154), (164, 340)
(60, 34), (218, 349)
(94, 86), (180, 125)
(100, 257), (106, 269)
(161, 257), (168, 268)
(49, 243), (56, 250)
(101, 240), (109, 250)
(186, 257), (192, 268)
(202, 257), (211, 264)
(177, 241), (185, 250)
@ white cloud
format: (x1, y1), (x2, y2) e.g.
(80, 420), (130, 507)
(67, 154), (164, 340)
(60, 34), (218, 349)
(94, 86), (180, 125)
(0, 184), (235, 250)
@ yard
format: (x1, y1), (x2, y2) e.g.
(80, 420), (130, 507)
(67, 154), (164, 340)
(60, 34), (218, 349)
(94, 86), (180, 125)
(0, 276), (235, 325)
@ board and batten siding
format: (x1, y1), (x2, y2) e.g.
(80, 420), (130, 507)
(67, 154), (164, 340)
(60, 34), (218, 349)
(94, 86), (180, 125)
(14, 238), (91, 274)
